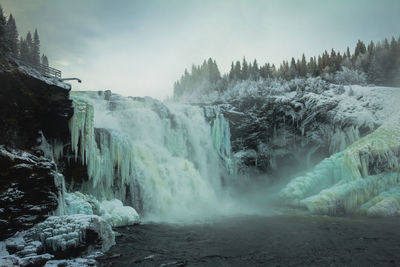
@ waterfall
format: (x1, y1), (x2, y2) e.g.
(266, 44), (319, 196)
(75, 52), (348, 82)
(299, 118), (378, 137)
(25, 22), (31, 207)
(63, 91), (235, 222)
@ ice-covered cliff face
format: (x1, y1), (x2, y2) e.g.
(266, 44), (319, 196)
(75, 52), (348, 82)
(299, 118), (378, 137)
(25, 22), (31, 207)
(61, 91), (235, 222)
(278, 85), (400, 216)
(212, 80), (395, 178)
(174, 77), (400, 217)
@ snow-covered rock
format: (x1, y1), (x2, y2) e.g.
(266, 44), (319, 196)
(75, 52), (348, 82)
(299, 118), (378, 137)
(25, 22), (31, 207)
(0, 146), (62, 239)
(202, 79), (399, 178)
(0, 214), (114, 266)
(32, 214), (115, 253)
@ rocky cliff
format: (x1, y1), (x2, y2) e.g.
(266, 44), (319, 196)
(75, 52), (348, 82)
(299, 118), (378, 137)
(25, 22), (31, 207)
(0, 56), (73, 240)
(201, 79), (390, 179)
(0, 57), (73, 149)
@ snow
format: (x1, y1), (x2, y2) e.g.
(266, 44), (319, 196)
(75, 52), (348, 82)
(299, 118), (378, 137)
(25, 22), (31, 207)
(17, 65), (71, 90)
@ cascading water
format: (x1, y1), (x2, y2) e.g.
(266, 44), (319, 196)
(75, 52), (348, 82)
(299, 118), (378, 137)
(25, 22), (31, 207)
(61, 91), (236, 223)
(54, 85), (400, 225)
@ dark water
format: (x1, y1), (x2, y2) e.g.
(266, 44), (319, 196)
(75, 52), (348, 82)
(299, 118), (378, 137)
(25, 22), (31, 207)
(98, 215), (400, 267)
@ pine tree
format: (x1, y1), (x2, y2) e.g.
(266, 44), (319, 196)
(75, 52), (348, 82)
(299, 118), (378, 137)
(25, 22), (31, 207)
(251, 59), (259, 80)
(241, 57), (248, 80)
(228, 62), (235, 81)
(346, 47), (351, 58)
(367, 41), (375, 55)
(19, 37), (29, 60)
(41, 54), (48, 66)
(289, 57), (297, 79)
(25, 31), (33, 62)
(354, 40), (367, 58)
(308, 56), (318, 76)
(299, 54), (307, 76)
(32, 29), (40, 64)
(383, 38), (390, 49)
(389, 36), (399, 85)
(317, 55), (323, 73)
(337, 52), (343, 70)
(0, 4), (7, 51)
(234, 61), (241, 80)
(5, 14), (18, 54)
(281, 60), (290, 80)
(271, 64), (277, 77)
(207, 58), (220, 83)
(330, 49), (337, 72)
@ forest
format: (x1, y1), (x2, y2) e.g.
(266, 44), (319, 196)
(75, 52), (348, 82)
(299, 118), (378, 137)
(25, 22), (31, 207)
(0, 4), (49, 66)
(174, 36), (400, 98)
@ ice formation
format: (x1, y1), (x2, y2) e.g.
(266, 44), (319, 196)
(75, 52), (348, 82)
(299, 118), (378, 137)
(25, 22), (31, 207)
(64, 92), (235, 221)
(0, 215), (114, 266)
(32, 215), (115, 253)
(99, 199), (140, 227)
(64, 192), (139, 227)
(280, 118), (400, 216)
(209, 106), (236, 174)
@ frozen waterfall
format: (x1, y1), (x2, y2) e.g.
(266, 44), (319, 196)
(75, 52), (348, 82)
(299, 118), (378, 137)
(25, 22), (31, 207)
(280, 117), (400, 216)
(63, 91), (235, 222)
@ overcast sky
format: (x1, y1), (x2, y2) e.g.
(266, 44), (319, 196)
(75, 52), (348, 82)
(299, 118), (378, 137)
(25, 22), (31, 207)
(1, 0), (400, 99)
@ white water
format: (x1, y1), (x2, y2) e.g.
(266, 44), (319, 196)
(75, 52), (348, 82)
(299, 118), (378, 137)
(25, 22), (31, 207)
(63, 91), (236, 222)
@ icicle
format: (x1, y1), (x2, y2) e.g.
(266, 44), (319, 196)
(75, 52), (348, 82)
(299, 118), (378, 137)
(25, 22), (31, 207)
(210, 107), (236, 175)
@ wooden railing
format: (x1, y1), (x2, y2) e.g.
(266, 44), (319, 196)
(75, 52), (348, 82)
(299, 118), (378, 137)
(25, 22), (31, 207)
(15, 57), (62, 79)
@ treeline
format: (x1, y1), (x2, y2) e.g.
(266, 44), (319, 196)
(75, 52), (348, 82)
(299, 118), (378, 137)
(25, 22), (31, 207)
(174, 36), (400, 98)
(173, 58), (221, 97)
(0, 4), (49, 66)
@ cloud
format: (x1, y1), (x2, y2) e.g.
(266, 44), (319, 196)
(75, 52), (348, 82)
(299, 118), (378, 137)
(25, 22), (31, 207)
(1, 0), (400, 99)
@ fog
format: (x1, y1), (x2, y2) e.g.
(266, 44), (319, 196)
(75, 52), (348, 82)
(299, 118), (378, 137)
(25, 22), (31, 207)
(1, 0), (400, 99)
